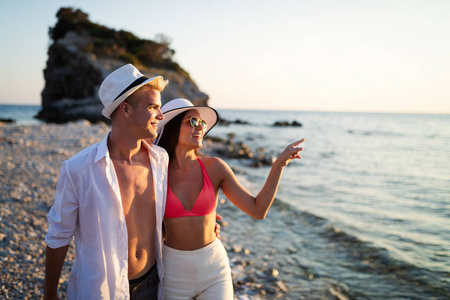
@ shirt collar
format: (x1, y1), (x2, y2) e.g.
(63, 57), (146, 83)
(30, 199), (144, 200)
(142, 139), (164, 164)
(94, 133), (110, 163)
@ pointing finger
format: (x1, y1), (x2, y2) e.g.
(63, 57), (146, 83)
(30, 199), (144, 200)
(291, 138), (306, 148)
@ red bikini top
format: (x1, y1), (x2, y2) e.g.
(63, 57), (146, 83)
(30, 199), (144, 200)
(165, 158), (217, 218)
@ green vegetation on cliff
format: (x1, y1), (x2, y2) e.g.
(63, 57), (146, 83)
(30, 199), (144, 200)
(50, 7), (189, 77)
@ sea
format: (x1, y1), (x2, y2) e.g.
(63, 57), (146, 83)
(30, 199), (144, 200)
(1, 104), (449, 299)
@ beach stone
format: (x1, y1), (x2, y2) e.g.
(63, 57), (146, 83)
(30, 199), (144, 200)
(232, 246), (243, 253)
(265, 286), (277, 294)
(255, 270), (265, 278)
(235, 260), (247, 266)
(244, 275), (256, 283)
(276, 280), (288, 292)
(268, 268), (279, 277)
(286, 246), (298, 254)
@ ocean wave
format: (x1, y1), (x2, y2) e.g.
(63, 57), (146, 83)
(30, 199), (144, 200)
(271, 200), (450, 297)
(347, 129), (405, 137)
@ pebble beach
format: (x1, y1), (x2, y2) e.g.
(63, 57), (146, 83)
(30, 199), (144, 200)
(1, 121), (345, 300)
(2, 106), (449, 300)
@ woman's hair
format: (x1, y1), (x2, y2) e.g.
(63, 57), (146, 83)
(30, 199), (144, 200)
(157, 111), (188, 161)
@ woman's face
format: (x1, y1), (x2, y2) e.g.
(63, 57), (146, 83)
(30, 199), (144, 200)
(178, 110), (206, 149)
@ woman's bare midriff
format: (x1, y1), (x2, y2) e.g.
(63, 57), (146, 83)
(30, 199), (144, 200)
(164, 213), (217, 250)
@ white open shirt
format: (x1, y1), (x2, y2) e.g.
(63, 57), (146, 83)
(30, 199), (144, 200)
(46, 134), (168, 300)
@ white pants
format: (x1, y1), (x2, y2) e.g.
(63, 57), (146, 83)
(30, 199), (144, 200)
(162, 239), (233, 300)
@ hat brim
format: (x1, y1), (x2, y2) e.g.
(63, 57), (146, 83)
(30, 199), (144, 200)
(157, 106), (218, 137)
(101, 76), (163, 119)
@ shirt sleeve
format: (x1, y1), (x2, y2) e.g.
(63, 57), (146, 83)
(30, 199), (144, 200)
(163, 149), (169, 165)
(45, 161), (79, 249)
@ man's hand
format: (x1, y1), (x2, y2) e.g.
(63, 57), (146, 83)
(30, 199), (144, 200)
(214, 214), (223, 240)
(44, 245), (69, 300)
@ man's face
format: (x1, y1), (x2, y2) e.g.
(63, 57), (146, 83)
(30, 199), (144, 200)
(128, 88), (163, 139)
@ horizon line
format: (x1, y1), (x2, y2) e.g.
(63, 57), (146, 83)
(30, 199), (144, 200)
(1, 102), (449, 116)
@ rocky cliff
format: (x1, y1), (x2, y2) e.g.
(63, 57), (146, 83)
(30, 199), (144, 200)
(37, 8), (209, 123)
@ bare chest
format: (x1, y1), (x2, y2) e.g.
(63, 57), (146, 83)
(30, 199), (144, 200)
(113, 163), (155, 214)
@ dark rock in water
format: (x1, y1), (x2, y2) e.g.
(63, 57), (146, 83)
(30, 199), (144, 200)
(37, 8), (209, 123)
(218, 117), (250, 126)
(203, 135), (275, 167)
(218, 118), (230, 126)
(0, 118), (15, 123)
(272, 120), (302, 127)
(233, 119), (250, 125)
(248, 154), (275, 167)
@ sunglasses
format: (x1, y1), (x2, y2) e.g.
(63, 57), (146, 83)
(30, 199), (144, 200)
(183, 117), (207, 130)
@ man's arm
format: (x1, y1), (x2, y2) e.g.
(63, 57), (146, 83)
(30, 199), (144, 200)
(44, 245), (69, 300)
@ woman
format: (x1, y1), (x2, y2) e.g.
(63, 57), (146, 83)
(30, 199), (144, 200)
(156, 99), (305, 299)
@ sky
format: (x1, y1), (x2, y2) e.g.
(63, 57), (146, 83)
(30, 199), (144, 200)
(0, 0), (449, 113)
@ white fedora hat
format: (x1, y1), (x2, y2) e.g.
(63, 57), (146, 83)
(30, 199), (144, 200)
(99, 64), (164, 119)
(155, 98), (218, 143)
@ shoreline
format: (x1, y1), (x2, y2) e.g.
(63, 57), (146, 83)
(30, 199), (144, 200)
(0, 121), (295, 299)
(3, 122), (447, 299)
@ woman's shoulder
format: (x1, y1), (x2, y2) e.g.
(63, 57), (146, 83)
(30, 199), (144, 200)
(198, 156), (232, 184)
(198, 156), (228, 170)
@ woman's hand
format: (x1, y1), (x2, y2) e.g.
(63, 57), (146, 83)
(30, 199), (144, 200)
(274, 138), (306, 167)
(216, 139), (305, 219)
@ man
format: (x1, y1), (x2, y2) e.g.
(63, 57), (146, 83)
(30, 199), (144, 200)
(44, 64), (169, 299)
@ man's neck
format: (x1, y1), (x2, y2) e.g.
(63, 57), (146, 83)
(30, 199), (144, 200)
(108, 130), (145, 164)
